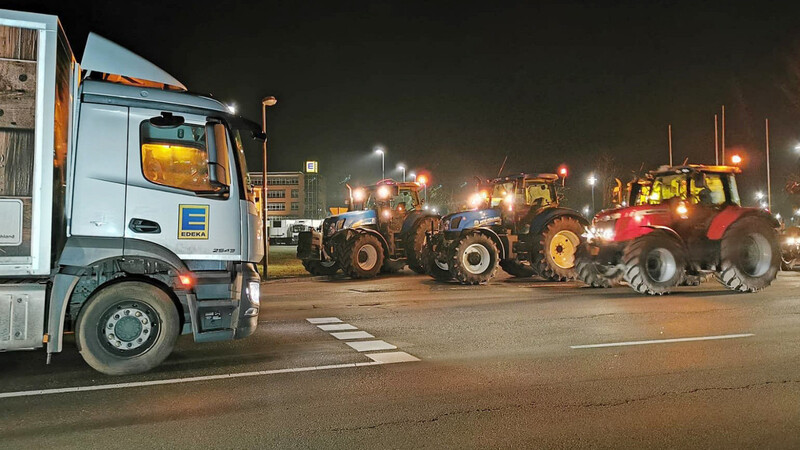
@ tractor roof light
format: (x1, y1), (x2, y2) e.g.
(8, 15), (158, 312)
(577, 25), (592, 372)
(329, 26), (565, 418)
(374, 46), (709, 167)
(377, 185), (391, 199)
(468, 193), (484, 209)
(353, 188), (366, 202)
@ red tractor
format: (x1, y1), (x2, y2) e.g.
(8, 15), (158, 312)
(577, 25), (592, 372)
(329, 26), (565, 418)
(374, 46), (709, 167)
(576, 165), (780, 295)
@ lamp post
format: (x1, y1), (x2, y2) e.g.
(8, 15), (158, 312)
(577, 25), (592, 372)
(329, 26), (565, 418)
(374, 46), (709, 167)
(397, 164), (406, 182)
(588, 174), (597, 214)
(409, 172), (416, 181)
(418, 174), (429, 205)
(374, 146), (385, 180)
(261, 96), (277, 277)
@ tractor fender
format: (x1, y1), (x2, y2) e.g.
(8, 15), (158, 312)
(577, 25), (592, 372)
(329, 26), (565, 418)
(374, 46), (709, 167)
(332, 227), (391, 257)
(707, 206), (779, 240)
(461, 228), (507, 259)
(529, 207), (589, 236)
(643, 225), (685, 248)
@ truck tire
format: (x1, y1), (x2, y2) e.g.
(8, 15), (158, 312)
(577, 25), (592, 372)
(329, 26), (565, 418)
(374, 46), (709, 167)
(422, 245), (452, 281)
(337, 232), (384, 279)
(531, 216), (584, 281)
(499, 259), (535, 278)
(716, 216), (779, 292)
(622, 231), (685, 295)
(575, 245), (621, 288)
(302, 259), (340, 276)
(407, 216), (438, 274)
(449, 233), (499, 285)
(75, 281), (180, 376)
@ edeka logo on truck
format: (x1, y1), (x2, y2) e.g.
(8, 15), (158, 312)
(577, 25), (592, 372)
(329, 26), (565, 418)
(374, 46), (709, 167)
(178, 205), (209, 239)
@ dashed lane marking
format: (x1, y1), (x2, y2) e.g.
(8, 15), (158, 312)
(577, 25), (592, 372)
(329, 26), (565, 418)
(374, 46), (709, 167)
(570, 333), (755, 349)
(365, 351), (420, 363)
(346, 340), (398, 352)
(330, 330), (375, 340)
(306, 317), (343, 324)
(317, 324), (358, 331)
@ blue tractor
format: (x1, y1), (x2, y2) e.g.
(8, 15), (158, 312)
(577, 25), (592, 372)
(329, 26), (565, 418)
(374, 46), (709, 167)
(297, 180), (440, 278)
(424, 173), (588, 284)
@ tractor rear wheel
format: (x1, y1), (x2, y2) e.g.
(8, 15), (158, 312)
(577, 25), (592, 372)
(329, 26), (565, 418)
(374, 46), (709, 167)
(422, 245), (452, 281)
(302, 259), (340, 276)
(532, 216), (584, 281)
(716, 216), (779, 292)
(575, 245), (621, 288)
(407, 216), (438, 274)
(622, 231), (685, 295)
(499, 259), (535, 278)
(337, 233), (384, 279)
(449, 233), (499, 285)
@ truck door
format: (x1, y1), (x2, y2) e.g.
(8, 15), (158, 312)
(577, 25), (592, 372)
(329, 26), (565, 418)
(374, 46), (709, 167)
(124, 108), (241, 260)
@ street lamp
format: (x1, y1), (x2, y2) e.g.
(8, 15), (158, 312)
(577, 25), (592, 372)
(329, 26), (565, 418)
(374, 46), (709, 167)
(755, 191), (764, 201)
(417, 174), (429, 204)
(261, 96), (277, 277)
(374, 146), (385, 180)
(397, 164), (406, 182)
(588, 174), (597, 214)
(731, 154), (742, 165)
(558, 165), (568, 187)
(409, 172), (416, 181)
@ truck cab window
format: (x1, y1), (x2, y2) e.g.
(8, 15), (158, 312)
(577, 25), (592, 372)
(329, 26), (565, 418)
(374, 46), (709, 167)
(140, 120), (231, 194)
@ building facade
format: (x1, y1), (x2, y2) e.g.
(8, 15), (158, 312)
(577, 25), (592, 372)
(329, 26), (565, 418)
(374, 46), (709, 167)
(250, 161), (326, 220)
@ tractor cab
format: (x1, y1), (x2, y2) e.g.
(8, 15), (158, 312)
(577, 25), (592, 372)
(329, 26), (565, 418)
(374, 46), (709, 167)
(646, 165), (741, 207)
(351, 180), (423, 214)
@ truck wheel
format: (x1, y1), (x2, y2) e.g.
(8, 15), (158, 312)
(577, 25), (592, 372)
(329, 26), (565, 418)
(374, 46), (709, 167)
(337, 233), (384, 279)
(622, 231), (685, 295)
(499, 259), (535, 278)
(532, 216), (584, 281)
(575, 245), (621, 288)
(422, 245), (452, 281)
(407, 216), (438, 274)
(302, 259), (340, 276)
(75, 281), (180, 376)
(716, 216), (779, 292)
(449, 233), (498, 285)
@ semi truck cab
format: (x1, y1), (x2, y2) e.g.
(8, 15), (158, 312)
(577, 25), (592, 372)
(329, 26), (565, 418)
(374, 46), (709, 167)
(0, 10), (264, 375)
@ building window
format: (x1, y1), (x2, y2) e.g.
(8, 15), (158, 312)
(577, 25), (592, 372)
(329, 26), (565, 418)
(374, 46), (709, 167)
(267, 202), (286, 211)
(267, 177), (299, 186)
(291, 202), (299, 211)
(267, 190), (286, 198)
(291, 189), (299, 198)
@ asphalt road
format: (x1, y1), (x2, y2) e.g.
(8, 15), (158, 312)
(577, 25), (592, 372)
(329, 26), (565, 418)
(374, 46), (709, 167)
(2, 269), (800, 448)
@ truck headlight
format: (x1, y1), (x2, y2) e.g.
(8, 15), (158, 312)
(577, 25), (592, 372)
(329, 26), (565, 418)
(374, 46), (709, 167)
(247, 281), (260, 306)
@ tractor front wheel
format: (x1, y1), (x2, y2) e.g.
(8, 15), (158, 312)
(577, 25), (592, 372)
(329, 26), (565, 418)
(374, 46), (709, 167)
(422, 245), (452, 281)
(407, 216), (439, 274)
(449, 233), (499, 285)
(302, 259), (340, 276)
(337, 233), (384, 279)
(532, 216), (584, 281)
(716, 216), (779, 292)
(622, 231), (685, 295)
(575, 245), (621, 288)
(499, 259), (535, 278)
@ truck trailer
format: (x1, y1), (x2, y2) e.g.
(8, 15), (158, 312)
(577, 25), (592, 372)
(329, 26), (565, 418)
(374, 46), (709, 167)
(0, 10), (264, 375)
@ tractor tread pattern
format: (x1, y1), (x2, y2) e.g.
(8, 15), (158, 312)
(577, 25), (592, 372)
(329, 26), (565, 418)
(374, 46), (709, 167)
(407, 217), (437, 274)
(621, 232), (684, 295)
(714, 216), (779, 292)
(531, 216), (584, 282)
(336, 232), (384, 279)
(449, 233), (499, 285)
(302, 259), (340, 276)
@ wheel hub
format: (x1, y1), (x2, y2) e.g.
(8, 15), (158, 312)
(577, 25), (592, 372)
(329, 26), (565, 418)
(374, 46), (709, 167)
(549, 230), (579, 269)
(104, 305), (153, 351)
(357, 245), (378, 271)
(645, 248), (677, 283)
(741, 233), (771, 277)
(462, 243), (491, 274)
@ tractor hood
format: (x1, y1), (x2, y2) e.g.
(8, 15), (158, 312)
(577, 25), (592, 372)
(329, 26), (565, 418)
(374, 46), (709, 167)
(326, 209), (377, 234)
(443, 209), (501, 231)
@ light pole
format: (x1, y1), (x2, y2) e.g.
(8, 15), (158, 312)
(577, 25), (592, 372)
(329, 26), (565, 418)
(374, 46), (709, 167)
(409, 172), (416, 181)
(418, 174), (428, 205)
(374, 146), (385, 180)
(261, 96), (277, 277)
(588, 174), (597, 214)
(397, 164), (406, 182)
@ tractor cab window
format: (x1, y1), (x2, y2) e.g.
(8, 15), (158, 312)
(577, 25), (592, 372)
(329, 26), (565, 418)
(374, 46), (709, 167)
(524, 182), (553, 207)
(490, 182), (515, 207)
(726, 174), (741, 206)
(395, 188), (418, 211)
(690, 173), (726, 206)
(648, 174), (687, 204)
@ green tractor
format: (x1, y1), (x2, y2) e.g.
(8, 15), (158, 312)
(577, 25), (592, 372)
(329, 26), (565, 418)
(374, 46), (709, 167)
(424, 173), (589, 284)
(297, 180), (440, 278)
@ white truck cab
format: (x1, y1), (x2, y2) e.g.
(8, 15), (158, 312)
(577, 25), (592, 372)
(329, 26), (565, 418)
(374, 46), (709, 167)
(0, 10), (264, 375)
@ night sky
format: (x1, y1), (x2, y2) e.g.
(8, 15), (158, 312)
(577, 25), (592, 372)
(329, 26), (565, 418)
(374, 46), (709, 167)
(12, 0), (800, 213)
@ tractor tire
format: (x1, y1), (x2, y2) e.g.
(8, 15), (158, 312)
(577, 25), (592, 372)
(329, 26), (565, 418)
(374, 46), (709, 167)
(716, 216), (779, 292)
(407, 216), (438, 274)
(575, 245), (621, 288)
(622, 231), (686, 295)
(449, 233), (499, 285)
(302, 259), (340, 276)
(76, 281), (180, 375)
(531, 216), (584, 281)
(422, 244), (452, 281)
(381, 258), (406, 274)
(499, 259), (535, 278)
(337, 232), (384, 279)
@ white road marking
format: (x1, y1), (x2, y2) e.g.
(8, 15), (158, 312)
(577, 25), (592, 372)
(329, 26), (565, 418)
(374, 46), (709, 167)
(346, 340), (397, 352)
(317, 324), (358, 331)
(0, 358), (423, 400)
(365, 351), (420, 363)
(570, 333), (755, 349)
(330, 331), (374, 340)
(306, 317), (342, 324)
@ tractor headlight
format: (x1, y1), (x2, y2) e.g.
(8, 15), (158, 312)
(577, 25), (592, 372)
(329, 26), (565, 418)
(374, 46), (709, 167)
(247, 281), (260, 306)
(785, 236), (797, 245)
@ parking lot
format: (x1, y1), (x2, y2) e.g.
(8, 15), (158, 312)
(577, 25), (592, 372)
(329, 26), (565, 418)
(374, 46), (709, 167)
(2, 270), (800, 448)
